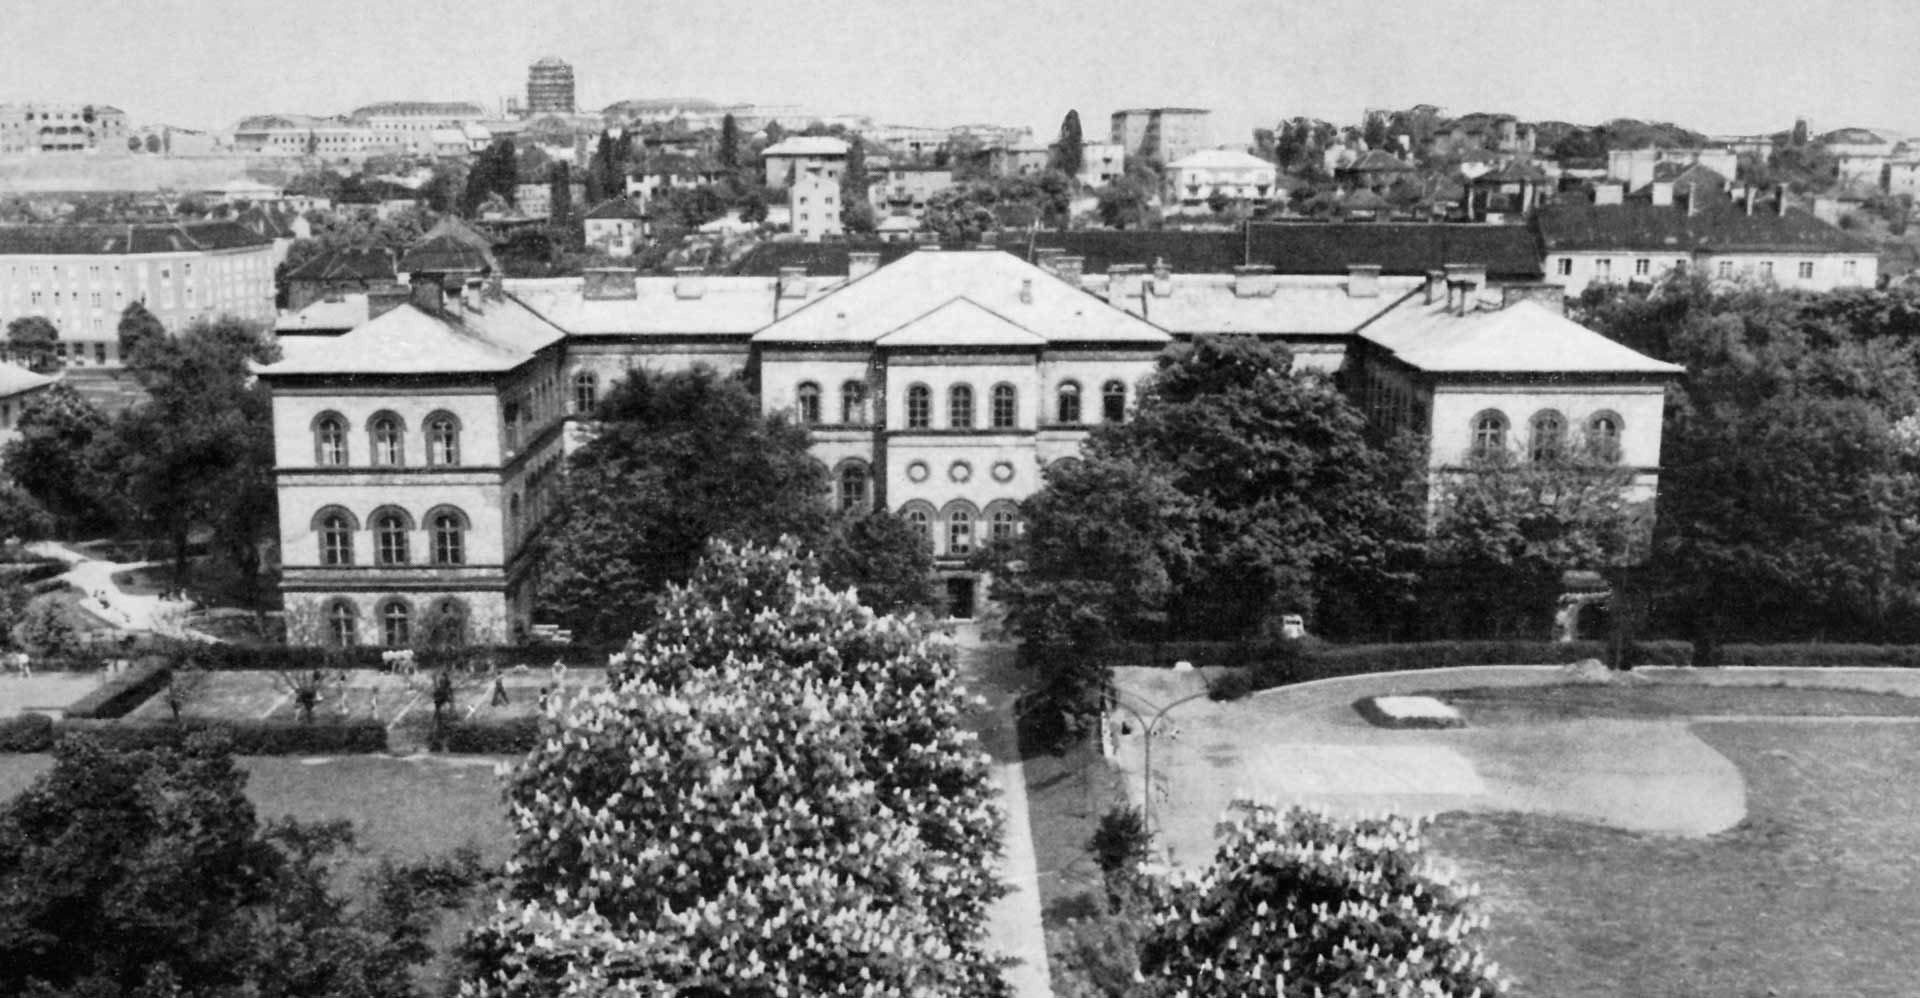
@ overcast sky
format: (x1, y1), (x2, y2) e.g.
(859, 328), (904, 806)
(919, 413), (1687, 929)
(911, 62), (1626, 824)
(5, 0), (1916, 143)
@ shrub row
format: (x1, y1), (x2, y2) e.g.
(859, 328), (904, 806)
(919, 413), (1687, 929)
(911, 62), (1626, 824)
(1710, 644), (1920, 668)
(48, 718), (390, 754)
(152, 642), (627, 672)
(0, 713), (55, 751)
(1100, 639), (1693, 682)
(433, 716), (543, 755)
(60, 661), (172, 719)
(0, 560), (70, 586)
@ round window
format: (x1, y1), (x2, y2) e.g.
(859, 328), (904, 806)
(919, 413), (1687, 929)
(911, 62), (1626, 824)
(991, 461), (1015, 483)
(906, 461), (930, 483)
(949, 461), (973, 483)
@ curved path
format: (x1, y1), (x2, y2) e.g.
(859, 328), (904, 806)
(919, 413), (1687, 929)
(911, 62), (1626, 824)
(25, 540), (214, 642)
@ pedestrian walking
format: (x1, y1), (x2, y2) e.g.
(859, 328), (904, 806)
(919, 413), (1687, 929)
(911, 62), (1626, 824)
(491, 676), (509, 707)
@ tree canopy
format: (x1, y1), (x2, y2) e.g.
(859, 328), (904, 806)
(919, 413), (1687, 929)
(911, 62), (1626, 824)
(1052, 109), (1086, 179)
(6, 316), (59, 373)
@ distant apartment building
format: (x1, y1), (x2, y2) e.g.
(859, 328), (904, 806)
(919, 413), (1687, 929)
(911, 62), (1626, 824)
(0, 221), (276, 366)
(1605, 148), (1739, 191)
(1538, 192), (1880, 297)
(790, 172), (844, 241)
(232, 114), (382, 161)
(1079, 142), (1126, 187)
(527, 58), (576, 115)
(1109, 107), (1211, 164)
(988, 142), (1051, 179)
(763, 136), (849, 188)
(348, 102), (488, 155)
(0, 103), (129, 155)
(1165, 149), (1278, 206)
(869, 167), (952, 220)
(1887, 158), (1920, 198)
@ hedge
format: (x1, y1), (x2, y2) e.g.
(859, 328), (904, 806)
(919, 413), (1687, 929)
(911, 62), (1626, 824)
(1088, 639), (1693, 687)
(61, 661), (172, 719)
(0, 713), (55, 751)
(1710, 644), (1920, 668)
(148, 642), (627, 672)
(0, 559), (70, 586)
(49, 718), (389, 755)
(433, 716), (542, 755)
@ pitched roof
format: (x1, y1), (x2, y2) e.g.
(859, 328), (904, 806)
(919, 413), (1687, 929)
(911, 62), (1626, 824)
(874, 298), (1051, 348)
(1115, 274), (1423, 335)
(1536, 202), (1877, 254)
(508, 276), (786, 336)
(0, 362), (55, 398)
(285, 247), (396, 283)
(1344, 150), (1416, 173)
(1168, 149), (1276, 171)
(1476, 159), (1550, 183)
(582, 198), (647, 220)
(399, 235), (491, 274)
(0, 221), (271, 256)
(257, 295), (564, 377)
(1361, 297), (1684, 376)
(273, 294), (371, 333)
(753, 249), (1169, 346)
(763, 137), (850, 157)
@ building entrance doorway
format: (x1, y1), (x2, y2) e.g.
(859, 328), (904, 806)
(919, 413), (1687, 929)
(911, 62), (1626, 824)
(945, 577), (976, 619)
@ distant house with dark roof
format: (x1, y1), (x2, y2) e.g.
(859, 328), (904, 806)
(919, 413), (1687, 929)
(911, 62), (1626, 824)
(283, 247), (398, 311)
(0, 221), (275, 366)
(1537, 196), (1880, 295)
(581, 199), (648, 258)
(762, 136), (850, 189)
(1339, 149), (1418, 193)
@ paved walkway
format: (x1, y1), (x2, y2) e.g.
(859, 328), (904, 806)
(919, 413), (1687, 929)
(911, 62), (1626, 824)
(949, 624), (1052, 998)
(25, 540), (212, 642)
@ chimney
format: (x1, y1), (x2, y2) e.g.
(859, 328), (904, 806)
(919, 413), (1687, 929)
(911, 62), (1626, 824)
(1593, 182), (1624, 206)
(460, 275), (484, 311)
(1033, 247), (1065, 274)
(1424, 269), (1446, 305)
(1108, 263), (1146, 300)
(483, 272), (505, 302)
(583, 266), (638, 300)
(1743, 185), (1758, 215)
(408, 274), (445, 316)
(848, 251), (880, 280)
(778, 266), (810, 299)
(1150, 256), (1173, 297)
(1232, 264), (1276, 298)
(1685, 189), (1705, 216)
(367, 283), (410, 320)
(1775, 184), (1790, 216)
(1019, 278), (1033, 304)
(1054, 255), (1085, 286)
(1502, 283), (1566, 317)
(1346, 263), (1382, 299)
(672, 266), (707, 300)
(1443, 263), (1487, 315)
(1650, 181), (1674, 207)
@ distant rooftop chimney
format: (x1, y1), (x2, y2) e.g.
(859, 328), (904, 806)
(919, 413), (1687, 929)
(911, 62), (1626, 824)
(1650, 181), (1674, 208)
(1443, 263), (1487, 315)
(778, 266), (809, 299)
(1019, 277), (1033, 304)
(368, 283), (410, 320)
(408, 274), (445, 317)
(1501, 283), (1567, 317)
(1346, 263), (1382, 299)
(673, 266), (706, 300)
(848, 250), (880, 280)
(1594, 182), (1624, 207)
(1107, 263), (1146, 301)
(1150, 256), (1173, 297)
(1054, 255), (1085, 286)
(583, 266), (637, 301)
(1424, 268), (1446, 305)
(1034, 247), (1066, 275)
(1233, 264), (1277, 298)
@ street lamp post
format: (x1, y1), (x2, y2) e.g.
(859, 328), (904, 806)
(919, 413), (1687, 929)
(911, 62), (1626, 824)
(1108, 676), (1216, 838)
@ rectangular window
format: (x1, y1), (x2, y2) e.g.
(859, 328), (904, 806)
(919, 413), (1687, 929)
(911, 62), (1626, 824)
(1760, 261), (1774, 277)
(1717, 260), (1733, 278)
(1798, 261), (1814, 279)
(1844, 260), (1858, 278)
(1594, 259), (1612, 279)
(1556, 258), (1572, 276)
(1634, 258), (1650, 276)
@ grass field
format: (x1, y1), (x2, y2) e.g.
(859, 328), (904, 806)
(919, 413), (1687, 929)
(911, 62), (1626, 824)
(1443, 681), (1920, 721)
(1431, 721), (1920, 998)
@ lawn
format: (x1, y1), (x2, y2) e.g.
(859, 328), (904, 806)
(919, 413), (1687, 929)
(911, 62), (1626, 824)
(1441, 680), (1920, 721)
(124, 668), (603, 725)
(1430, 722), (1920, 998)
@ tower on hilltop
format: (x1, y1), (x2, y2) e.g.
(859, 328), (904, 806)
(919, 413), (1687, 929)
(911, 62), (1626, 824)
(527, 57), (576, 116)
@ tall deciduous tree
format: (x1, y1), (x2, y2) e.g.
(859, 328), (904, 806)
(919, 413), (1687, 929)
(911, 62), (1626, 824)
(116, 300), (167, 368)
(718, 112), (740, 171)
(472, 539), (1006, 998)
(6, 316), (59, 373)
(2, 382), (115, 535)
(534, 366), (831, 640)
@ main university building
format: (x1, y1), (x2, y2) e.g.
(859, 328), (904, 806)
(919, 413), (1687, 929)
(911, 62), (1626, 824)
(259, 231), (1681, 646)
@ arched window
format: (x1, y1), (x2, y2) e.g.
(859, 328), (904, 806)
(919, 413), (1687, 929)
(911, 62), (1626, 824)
(429, 507), (468, 565)
(369, 412), (405, 467)
(906, 383), (931, 429)
(943, 502), (978, 557)
(312, 507), (357, 566)
(986, 501), (1021, 543)
(572, 370), (598, 414)
(1470, 410), (1508, 461)
(899, 501), (936, 549)
(378, 599), (411, 647)
(324, 599), (358, 647)
(1587, 411), (1624, 463)
(795, 381), (822, 425)
(840, 380), (868, 424)
(1056, 381), (1082, 424)
(372, 508), (411, 565)
(425, 412), (460, 466)
(1529, 409), (1567, 463)
(948, 384), (975, 429)
(837, 461), (869, 513)
(1102, 380), (1127, 422)
(314, 412), (349, 466)
(990, 383), (1017, 428)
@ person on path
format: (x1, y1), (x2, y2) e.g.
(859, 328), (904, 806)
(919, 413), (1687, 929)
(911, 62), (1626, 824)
(491, 676), (509, 707)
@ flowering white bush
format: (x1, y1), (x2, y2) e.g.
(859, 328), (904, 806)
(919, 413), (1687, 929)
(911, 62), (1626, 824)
(469, 539), (1006, 997)
(1138, 803), (1506, 998)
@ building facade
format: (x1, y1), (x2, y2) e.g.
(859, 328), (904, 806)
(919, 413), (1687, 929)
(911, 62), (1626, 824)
(0, 222), (276, 367)
(1109, 107), (1211, 164)
(265, 243), (1679, 641)
(527, 58), (576, 115)
(0, 103), (129, 156)
(1165, 149), (1279, 206)
(790, 172), (845, 241)
(348, 102), (489, 156)
(762, 137), (850, 188)
(869, 166), (952, 221)
(581, 198), (647, 257)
